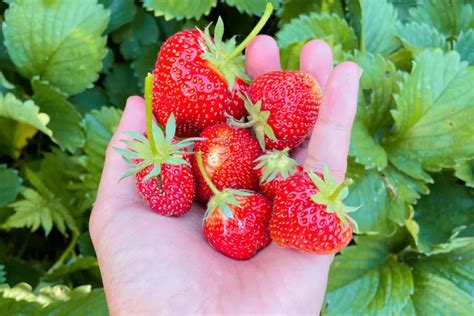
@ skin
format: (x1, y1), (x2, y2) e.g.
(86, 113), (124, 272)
(90, 37), (361, 315)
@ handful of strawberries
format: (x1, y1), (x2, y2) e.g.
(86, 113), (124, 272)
(116, 4), (358, 260)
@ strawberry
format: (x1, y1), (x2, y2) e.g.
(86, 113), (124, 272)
(152, 4), (274, 137)
(229, 71), (322, 150)
(270, 168), (358, 254)
(191, 124), (262, 203)
(115, 74), (200, 216)
(254, 148), (303, 200)
(196, 151), (272, 260)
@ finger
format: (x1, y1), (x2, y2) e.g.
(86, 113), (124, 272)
(300, 40), (333, 90)
(96, 96), (147, 201)
(245, 35), (281, 79)
(304, 62), (362, 183)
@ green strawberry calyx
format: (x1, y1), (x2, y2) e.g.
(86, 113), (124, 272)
(199, 3), (273, 90)
(227, 92), (277, 150)
(196, 151), (253, 220)
(254, 148), (299, 183)
(308, 166), (360, 231)
(114, 73), (201, 182)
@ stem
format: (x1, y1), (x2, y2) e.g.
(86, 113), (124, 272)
(196, 151), (220, 196)
(328, 179), (353, 202)
(227, 116), (256, 129)
(225, 3), (273, 62)
(49, 233), (79, 271)
(145, 73), (158, 155)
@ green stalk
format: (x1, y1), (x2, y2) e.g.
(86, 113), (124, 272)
(196, 151), (220, 196)
(145, 73), (158, 155)
(328, 179), (353, 202)
(225, 3), (274, 62)
(49, 233), (79, 271)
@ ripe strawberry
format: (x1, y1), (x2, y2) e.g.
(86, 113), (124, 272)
(115, 74), (200, 216)
(230, 71), (322, 150)
(270, 168), (358, 254)
(191, 124), (262, 203)
(152, 5), (274, 137)
(254, 148), (303, 200)
(196, 151), (272, 260)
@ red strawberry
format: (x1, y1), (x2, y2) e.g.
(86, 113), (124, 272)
(254, 148), (303, 200)
(152, 5), (274, 137)
(230, 71), (322, 150)
(196, 151), (272, 260)
(191, 124), (262, 203)
(115, 74), (200, 216)
(270, 168), (358, 254)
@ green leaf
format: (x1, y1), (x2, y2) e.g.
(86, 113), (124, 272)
(280, 42), (304, 70)
(100, 0), (136, 33)
(349, 52), (401, 170)
(69, 87), (108, 115)
(360, 0), (401, 55)
(386, 50), (474, 182)
(276, 13), (358, 60)
(277, 0), (320, 25)
(323, 235), (413, 316)
(44, 288), (107, 316)
(104, 64), (140, 108)
(409, 0), (474, 38)
(131, 44), (161, 91)
(454, 160), (474, 188)
(143, 0), (217, 21)
(224, 0), (281, 15)
(398, 22), (447, 55)
(112, 8), (159, 60)
(43, 257), (98, 282)
(0, 165), (23, 208)
(406, 174), (474, 255)
(389, 0), (419, 23)
(454, 29), (474, 65)
(80, 107), (122, 203)
(32, 80), (85, 153)
(0, 265), (5, 284)
(410, 270), (473, 316)
(411, 242), (474, 296)
(3, 0), (109, 95)
(0, 93), (52, 158)
(77, 232), (97, 257)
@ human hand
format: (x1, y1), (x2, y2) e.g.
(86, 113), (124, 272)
(89, 36), (361, 315)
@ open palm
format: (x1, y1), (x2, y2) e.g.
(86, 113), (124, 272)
(90, 36), (361, 315)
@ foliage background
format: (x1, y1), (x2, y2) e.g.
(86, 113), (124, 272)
(0, 0), (473, 314)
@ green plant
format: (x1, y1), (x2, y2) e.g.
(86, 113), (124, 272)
(0, 0), (472, 314)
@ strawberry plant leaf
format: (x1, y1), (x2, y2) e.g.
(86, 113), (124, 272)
(0, 165), (23, 208)
(280, 42), (305, 70)
(360, 0), (400, 55)
(408, 0), (473, 38)
(277, 0), (320, 25)
(0, 93), (52, 158)
(3, 0), (109, 95)
(104, 64), (140, 108)
(386, 50), (474, 182)
(112, 8), (159, 60)
(0, 265), (5, 284)
(406, 173), (474, 255)
(142, 0), (217, 21)
(409, 270), (473, 315)
(69, 87), (108, 115)
(323, 234), (413, 316)
(131, 44), (161, 91)
(398, 22), (447, 55)
(224, 0), (281, 15)
(77, 233), (97, 258)
(43, 257), (98, 282)
(100, 0), (137, 33)
(454, 160), (474, 188)
(32, 80), (85, 153)
(0, 296), (43, 315)
(43, 288), (107, 316)
(454, 29), (474, 65)
(276, 13), (357, 65)
(349, 52), (400, 170)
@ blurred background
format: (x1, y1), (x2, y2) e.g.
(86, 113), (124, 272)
(0, 0), (473, 314)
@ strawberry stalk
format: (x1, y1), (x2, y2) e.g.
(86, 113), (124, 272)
(225, 3), (274, 63)
(196, 151), (220, 196)
(328, 179), (353, 202)
(145, 73), (158, 155)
